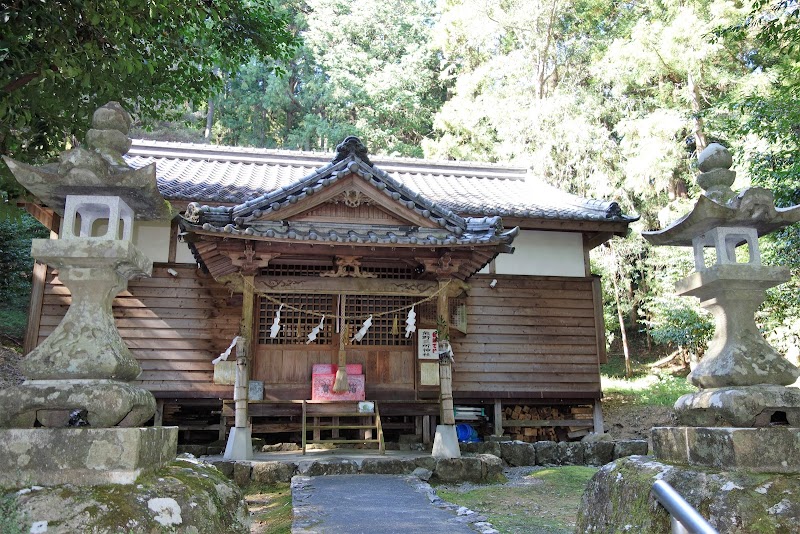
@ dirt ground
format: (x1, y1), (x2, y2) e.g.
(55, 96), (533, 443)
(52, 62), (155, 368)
(601, 401), (675, 441)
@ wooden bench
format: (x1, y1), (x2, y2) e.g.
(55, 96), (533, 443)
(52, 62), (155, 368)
(302, 400), (384, 454)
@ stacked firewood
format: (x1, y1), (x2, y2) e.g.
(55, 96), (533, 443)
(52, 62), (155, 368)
(503, 404), (594, 442)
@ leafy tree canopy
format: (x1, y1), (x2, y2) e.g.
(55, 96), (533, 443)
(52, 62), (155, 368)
(0, 0), (298, 176)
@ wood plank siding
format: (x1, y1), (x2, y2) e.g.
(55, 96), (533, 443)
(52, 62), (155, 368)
(34, 269), (604, 402)
(451, 274), (602, 400)
(37, 264), (241, 398)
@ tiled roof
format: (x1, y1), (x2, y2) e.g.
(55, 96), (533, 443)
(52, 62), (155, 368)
(181, 137), (519, 250)
(126, 139), (635, 223)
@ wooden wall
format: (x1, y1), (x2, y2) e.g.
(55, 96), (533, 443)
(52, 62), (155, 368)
(451, 274), (603, 400)
(253, 346), (415, 401)
(37, 264), (240, 398)
(34, 269), (605, 402)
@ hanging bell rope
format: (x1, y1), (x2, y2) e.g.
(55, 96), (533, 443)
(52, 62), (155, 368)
(333, 324), (350, 393)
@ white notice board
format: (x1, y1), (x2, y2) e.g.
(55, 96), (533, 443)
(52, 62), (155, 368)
(418, 329), (438, 359)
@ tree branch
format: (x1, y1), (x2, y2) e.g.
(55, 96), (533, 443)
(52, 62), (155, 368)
(2, 70), (42, 94)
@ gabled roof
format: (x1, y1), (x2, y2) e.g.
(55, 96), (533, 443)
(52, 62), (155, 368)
(180, 137), (518, 251)
(125, 139), (636, 226)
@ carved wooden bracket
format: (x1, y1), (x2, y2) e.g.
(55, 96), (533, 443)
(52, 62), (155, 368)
(417, 253), (462, 277)
(320, 256), (377, 278)
(227, 243), (279, 275)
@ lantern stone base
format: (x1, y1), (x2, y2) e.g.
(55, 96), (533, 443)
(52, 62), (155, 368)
(0, 426), (177, 489)
(652, 426), (800, 474)
(674, 384), (800, 427)
(576, 455), (800, 533)
(0, 380), (157, 428)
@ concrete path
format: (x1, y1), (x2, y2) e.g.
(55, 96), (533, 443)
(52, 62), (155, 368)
(291, 474), (491, 533)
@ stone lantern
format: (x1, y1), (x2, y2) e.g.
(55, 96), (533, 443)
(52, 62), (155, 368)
(643, 143), (800, 431)
(576, 143), (800, 533)
(0, 102), (175, 487)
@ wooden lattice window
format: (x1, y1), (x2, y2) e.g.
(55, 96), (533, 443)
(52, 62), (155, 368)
(416, 295), (468, 335)
(345, 295), (416, 346)
(261, 264), (331, 277)
(258, 294), (334, 345)
(261, 263), (415, 279)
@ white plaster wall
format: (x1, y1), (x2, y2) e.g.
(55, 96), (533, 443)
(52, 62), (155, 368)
(482, 230), (586, 277)
(132, 220), (196, 264)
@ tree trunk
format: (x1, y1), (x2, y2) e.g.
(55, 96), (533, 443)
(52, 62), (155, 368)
(610, 248), (632, 377)
(687, 70), (707, 153)
(205, 99), (215, 139)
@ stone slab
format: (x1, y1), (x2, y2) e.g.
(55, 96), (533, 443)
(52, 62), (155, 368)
(652, 426), (800, 473)
(5, 457), (248, 533)
(576, 455), (800, 533)
(0, 426), (178, 488)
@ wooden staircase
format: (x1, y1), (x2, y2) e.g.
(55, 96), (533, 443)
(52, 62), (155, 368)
(301, 400), (385, 455)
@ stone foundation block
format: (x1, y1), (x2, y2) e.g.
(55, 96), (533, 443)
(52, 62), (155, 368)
(674, 384), (800, 427)
(0, 427), (177, 489)
(252, 461), (297, 484)
(613, 439), (648, 459)
(499, 441), (536, 466)
(533, 440), (558, 465)
(460, 441), (502, 457)
(556, 441), (585, 465)
(300, 459), (359, 476)
(474, 453), (504, 481)
(361, 458), (415, 475)
(652, 426), (800, 473)
(584, 441), (615, 466)
(233, 462), (252, 486)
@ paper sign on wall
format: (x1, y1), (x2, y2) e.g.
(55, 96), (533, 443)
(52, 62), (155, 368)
(418, 329), (438, 360)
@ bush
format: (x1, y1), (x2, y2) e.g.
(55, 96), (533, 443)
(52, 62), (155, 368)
(0, 210), (49, 345)
(642, 295), (713, 362)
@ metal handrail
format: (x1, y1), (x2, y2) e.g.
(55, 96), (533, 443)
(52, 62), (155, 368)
(651, 480), (718, 534)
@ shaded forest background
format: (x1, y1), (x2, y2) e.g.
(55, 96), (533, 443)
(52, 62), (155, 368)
(1, 0), (798, 369)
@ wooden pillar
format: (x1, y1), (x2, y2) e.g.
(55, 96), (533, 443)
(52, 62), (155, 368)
(438, 279), (456, 426)
(233, 336), (249, 430)
(23, 261), (48, 355)
(234, 274), (255, 430)
(593, 400), (605, 435)
(154, 399), (164, 427)
(493, 400), (503, 437)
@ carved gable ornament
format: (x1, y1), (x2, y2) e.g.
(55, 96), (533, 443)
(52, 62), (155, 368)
(330, 189), (373, 208)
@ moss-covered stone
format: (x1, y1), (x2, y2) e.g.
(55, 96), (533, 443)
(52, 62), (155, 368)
(4, 457), (249, 533)
(576, 456), (800, 533)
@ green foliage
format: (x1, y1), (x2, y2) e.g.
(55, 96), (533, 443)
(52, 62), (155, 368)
(0, 211), (48, 344)
(0, 0), (298, 171)
(212, 0), (444, 156)
(0, 494), (28, 534)
(601, 370), (697, 407)
(643, 296), (713, 358)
